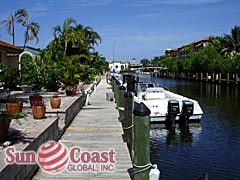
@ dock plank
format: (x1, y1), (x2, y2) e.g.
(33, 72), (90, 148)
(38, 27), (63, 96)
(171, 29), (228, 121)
(32, 78), (132, 180)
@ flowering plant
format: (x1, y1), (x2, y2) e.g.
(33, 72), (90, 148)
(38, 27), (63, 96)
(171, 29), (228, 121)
(31, 100), (45, 106)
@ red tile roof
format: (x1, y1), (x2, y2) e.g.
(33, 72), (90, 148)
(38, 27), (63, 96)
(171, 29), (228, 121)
(0, 40), (22, 51)
(183, 36), (214, 47)
(166, 36), (214, 52)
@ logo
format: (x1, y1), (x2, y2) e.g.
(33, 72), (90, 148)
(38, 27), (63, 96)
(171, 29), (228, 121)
(37, 141), (69, 173)
(4, 141), (116, 174)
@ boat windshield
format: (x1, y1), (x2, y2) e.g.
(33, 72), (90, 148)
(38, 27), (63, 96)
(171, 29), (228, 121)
(138, 83), (156, 92)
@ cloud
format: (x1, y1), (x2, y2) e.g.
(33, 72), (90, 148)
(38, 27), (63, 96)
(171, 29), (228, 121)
(27, 2), (50, 17)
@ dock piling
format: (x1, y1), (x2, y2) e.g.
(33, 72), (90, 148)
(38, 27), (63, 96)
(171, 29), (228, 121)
(133, 102), (151, 180)
(118, 85), (126, 120)
(123, 91), (134, 159)
(115, 80), (121, 109)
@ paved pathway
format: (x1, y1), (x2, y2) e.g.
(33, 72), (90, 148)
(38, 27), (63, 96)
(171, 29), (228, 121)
(33, 77), (132, 180)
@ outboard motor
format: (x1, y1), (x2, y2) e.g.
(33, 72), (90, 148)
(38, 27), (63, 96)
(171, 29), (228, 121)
(126, 75), (137, 94)
(167, 100), (180, 126)
(180, 100), (194, 124)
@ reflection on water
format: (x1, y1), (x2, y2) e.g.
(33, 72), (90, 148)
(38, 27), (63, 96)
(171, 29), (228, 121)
(150, 123), (201, 147)
(150, 78), (240, 180)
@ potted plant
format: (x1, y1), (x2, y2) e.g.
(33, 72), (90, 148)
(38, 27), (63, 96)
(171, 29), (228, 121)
(0, 112), (25, 139)
(6, 95), (23, 116)
(0, 113), (11, 139)
(31, 100), (46, 119)
(60, 56), (82, 96)
(29, 94), (43, 107)
(0, 64), (20, 90)
(72, 84), (78, 96)
(50, 94), (61, 109)
(21, 85), (33, 93)
(65, 86), (73, 96)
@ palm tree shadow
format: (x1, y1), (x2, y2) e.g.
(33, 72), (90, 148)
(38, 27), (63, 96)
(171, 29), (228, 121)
(0, 128), (34, 146)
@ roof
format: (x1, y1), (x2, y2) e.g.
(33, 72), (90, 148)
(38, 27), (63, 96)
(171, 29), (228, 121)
(0, 40), (22, 52)
(21, 46), (41, 55)
(182, 36), (214, 48)
(166, 36), (214, 52)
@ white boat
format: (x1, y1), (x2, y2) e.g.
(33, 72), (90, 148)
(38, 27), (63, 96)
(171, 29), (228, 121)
(134, 82), (203, 123)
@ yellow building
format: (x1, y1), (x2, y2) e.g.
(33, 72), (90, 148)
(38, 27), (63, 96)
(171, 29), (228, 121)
(0, 40), (23, 69)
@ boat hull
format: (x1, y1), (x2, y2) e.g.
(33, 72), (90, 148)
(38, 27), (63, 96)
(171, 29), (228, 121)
(150, 114), (203, 123)
(134, 86), (203, 124)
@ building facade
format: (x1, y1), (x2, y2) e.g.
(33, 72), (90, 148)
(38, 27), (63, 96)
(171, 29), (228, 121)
(0, 40), (23, 69)
(165, 36), (214, 57)
(108, 60), (130, 73)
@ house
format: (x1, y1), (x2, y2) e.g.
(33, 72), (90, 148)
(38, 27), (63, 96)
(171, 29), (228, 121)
(165, 36), (214, 57)
(108, 60), (130, 73)
(0, 40), (23, 69)
(0, 40), (42, 71)
(19, 46), (41, 71)
(20, 46), (41, 58)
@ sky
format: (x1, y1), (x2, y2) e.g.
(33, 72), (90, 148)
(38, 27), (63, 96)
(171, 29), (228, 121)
(0, 0), (240, 62)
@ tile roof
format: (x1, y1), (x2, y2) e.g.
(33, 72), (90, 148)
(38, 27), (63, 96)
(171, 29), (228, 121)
(0, 40), (22, 51)
(166, 36), (214, 52)
(184, 36), (214, 47)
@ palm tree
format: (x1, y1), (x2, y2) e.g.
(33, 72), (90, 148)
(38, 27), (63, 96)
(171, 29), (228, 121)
(53, 18), (77, 56)
(0, 9), (28, 45)
(23, 22), (40, 49)
(221, 26), (240, 56)
(69, 24), (101, 55)
(82, 25), (101, 49)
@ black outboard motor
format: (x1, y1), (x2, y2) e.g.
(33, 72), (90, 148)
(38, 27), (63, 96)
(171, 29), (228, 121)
(126, 75), (137, 94)
(167, 100), (180, 126)
(180, 100), (194, 124)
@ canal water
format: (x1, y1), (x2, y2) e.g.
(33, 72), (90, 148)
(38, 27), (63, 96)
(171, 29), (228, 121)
(150, 78), (240, 180)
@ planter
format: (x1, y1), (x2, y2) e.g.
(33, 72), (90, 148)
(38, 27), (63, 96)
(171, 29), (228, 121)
(32, 105), (46, 119)
(30, 95), (42, 107)
(6, 102), (23, 116)
(72, 85), (78, 96)
(50, 97), (61, 109)
(21, 85), (32, 93)
(66, 90), (73, 96)
(0, 114), (11, 138)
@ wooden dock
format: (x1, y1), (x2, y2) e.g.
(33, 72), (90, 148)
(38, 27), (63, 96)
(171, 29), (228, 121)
(32, 77), (132, 180)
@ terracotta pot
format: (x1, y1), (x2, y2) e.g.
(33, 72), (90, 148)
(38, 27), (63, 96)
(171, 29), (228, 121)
(0, 114), (11, 138)
(29, 95), (42, 107)
(32, 105), (46, 119)
(50, 97), (61, 109)
(72, 85), (77, 96)
(6, 102), (23, 116)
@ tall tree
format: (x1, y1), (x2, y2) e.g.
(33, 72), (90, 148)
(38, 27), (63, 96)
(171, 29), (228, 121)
(53, 18), (77, 56)
(23, 22), (40, 49)
(0, 9), (28, 45)
(82, 25), (101, 50)
(140, 58), (151, 67)
(221, 26), (240, 56)
(70, 24), (101, 52)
